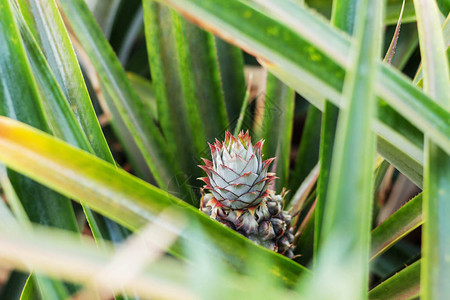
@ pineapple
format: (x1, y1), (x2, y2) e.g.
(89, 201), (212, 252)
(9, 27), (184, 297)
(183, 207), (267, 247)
(199, 131), (295, 258)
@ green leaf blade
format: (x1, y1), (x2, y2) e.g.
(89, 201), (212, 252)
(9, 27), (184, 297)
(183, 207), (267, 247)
(314, 0), (384, 297)
(313, 101), (337, 259)
(0, 116), (309, 285)
(0, 0), (78, 232)
(314, 0), (357, 262)
(261, 73), (295, 193)
(19, 0), (115, 164)
(370, 193), (423, 259)
(182, 22), (229, 141)
(0, 7), (79, 296)
(413, 0), (450, 298)
(58, 0), (194, 201)
(12, 2), (135, 245)
(143, 2), (205, 187)
(369, 260), (420, 300)
(215, 37), (246, 130)
(158, 0), (450, 161)
(289, 104), (321, 205)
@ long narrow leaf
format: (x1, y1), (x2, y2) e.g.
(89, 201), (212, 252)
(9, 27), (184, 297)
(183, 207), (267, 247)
(58, 0), (195, 202)
(370, 193), (422, 259)
(16, 0), (134, 247)
(87, 0), (120, 38)
(0, 167), (70, 300)
(142, 1), (205, 185)
(17, 0), (115, 164)
(413, 14), (449, 88)
(390, 22), (419, 70)
(369, 260), (420, 299)
(256, 0), (448, 155)
(313, 0), (384, 297)
(383, 0), (406, 64)
(182, 21), (229, 140)
(313, 102), (337, 259)
(232, 83), (251, 136)
(376, 135), (422, 188)
(0, 225), (194, 300)
(0, 0), (78, 231)
(261, 73), (295, 192)
(413, 0), (450, 298)
(12, 3), (131, 244)
(215, 37), (246, 130)
(289, 104), (321, 205)
(12, 2), (92, 153)
(314, 0), (356, 262)
(109, 73), (156, 182)
(158, 0), (450, 159)
(0, 117), (309, 285)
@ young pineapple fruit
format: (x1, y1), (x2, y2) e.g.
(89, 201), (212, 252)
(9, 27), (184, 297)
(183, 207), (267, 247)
(199, 131), (294, 258)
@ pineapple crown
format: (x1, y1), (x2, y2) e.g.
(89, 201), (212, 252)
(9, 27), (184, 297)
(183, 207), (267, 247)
(199, 131), (276, 210)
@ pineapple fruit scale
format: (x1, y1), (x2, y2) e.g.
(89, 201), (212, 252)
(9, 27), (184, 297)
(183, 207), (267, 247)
(199, 131), (294, 258)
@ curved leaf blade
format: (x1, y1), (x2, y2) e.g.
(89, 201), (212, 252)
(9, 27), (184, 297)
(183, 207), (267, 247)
(157, 0), (450, 158)
(58, 0), (194, 201)
(370, 193), (423, 260)
(12, 3), (132, 244)
(369, 260), (420, 300)
(18, 0), (115, 164)
(0, 0), (78, 231)
(0, 117), (309, 285)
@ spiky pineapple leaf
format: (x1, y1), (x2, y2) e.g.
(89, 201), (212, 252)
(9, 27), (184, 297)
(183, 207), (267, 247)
(142, 1), (206, 189)
(370, 193), (422, 260)
(232, 81), (251, 137)
(369, 260), (420, 299)
(0, 166), (70, 300)
(314, 101), (337, 260)
(412, 14), (449, 88)
(215, 37), (246, 131)
(261, 73), (295, 193)
(157, 0), (450, 163)
(289, 104), (321, 206)
(255, 0), (446, 158)
(310, 0), (384, 297)
(12, 0), (132, 247)
(118, 72), (158, 181)
(17, 0), (115, 164)
(13, 5), (92, 152)
(413, 0), (450, 298)
(57, 0), (195, 203)
(390, 22), (419, 70)
(313, 0), (356, 262)
(376, 135), (422, 188)
(127, 73), (158, 121)
(182, 21), (229, 141)
(0, 0), (78, 232)
(0, 117), (310, 285)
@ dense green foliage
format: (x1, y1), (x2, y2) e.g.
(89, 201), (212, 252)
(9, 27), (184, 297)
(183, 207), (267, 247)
(0, 0), (448, 299)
